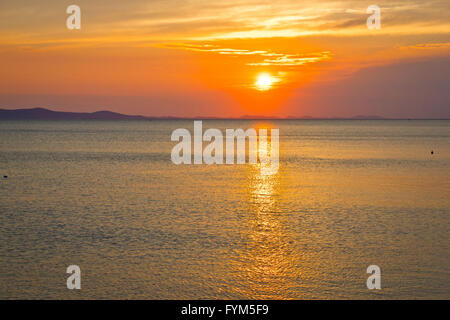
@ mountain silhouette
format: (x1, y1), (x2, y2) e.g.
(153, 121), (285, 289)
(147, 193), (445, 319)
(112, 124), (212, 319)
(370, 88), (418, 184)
(0, 107), (389, 120)
(0, 108), (147, 120)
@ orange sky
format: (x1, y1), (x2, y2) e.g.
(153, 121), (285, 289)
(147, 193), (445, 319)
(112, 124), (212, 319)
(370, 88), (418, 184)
(1, 0), (449, 118)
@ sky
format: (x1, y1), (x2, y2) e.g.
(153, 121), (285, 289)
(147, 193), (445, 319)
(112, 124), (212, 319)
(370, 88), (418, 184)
(0, 0), (449, 118)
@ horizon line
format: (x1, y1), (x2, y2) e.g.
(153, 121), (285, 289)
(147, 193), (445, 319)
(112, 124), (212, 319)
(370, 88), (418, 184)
(0, 107), (449, 120)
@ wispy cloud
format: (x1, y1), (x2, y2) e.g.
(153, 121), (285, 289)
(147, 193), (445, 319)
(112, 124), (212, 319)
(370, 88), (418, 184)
(402, 42), (450, 50)
(1, 0), (449, 43)
(162, 43), (330, 66)
(247, 53), (330, 66)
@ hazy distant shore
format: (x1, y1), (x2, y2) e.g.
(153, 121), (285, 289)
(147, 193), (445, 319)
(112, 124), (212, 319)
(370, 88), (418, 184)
(2, 107), (449, 121)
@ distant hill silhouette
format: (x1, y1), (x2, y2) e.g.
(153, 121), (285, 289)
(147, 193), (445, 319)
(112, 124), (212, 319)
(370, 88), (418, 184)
(0, 108), (147, 120)
(0, 107), (389, 120)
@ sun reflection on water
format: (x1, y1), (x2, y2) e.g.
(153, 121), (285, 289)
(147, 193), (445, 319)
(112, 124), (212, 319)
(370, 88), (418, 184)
(228, 163), (303, 299)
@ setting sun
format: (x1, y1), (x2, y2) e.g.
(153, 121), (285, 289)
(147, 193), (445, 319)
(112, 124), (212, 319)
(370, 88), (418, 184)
(255, 73), (277, 91)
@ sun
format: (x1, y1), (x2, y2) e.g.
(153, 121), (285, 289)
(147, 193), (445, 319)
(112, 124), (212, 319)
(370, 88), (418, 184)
(255, 73), (276, 91)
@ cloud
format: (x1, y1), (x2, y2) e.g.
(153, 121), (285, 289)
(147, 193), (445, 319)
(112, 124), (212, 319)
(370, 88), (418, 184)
(162, 43), (330, 66)
(1, 0), (450, 43)
(401, 42), (450, 50)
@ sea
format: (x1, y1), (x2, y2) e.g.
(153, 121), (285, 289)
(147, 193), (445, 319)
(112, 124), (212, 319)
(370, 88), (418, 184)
(0, 119), (449, 299)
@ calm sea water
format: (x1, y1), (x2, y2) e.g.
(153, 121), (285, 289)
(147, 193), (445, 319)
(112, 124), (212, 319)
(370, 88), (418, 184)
(0, 120), (449, 299)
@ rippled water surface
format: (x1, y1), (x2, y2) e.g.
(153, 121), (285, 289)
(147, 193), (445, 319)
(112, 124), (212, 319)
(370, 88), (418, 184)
(0, 120), (449, 299)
